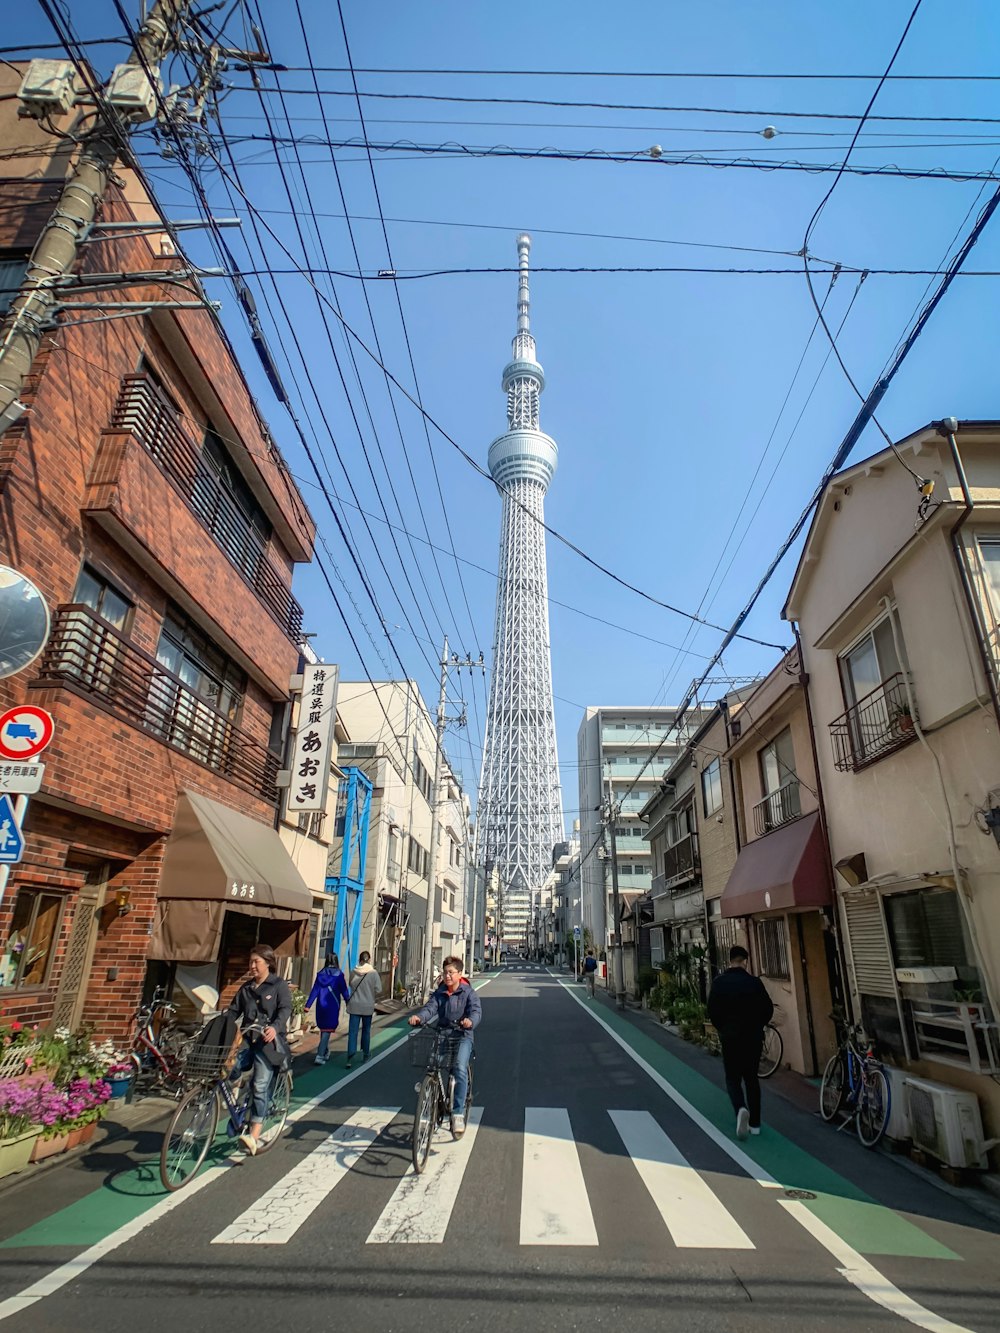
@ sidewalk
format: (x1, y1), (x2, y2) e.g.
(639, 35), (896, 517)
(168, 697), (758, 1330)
(581, 976), (1000, 1225)
(0, 1006), (402, 1195)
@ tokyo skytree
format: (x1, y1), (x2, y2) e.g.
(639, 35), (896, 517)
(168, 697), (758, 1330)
(478, 234), (563, 946)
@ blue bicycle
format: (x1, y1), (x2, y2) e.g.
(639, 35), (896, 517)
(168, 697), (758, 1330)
(158, 1024), (292, 1190)
(819, 1017), (891, 1148)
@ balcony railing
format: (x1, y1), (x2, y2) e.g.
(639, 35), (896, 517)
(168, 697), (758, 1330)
(35, 605), (280, 803)
(107, 374), (302, 642)
(752, 779), (802, 837)
(661, 832), (699, 887)
(829, 672), (918, 772)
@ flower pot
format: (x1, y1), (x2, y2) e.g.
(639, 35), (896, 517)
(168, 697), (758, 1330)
(0, 1130), (40, 1180)
(107, 1076), (132, 1100)
(30, 1132), (70, 1163)
(65, 1126), (84, 1150)
(77, 1121), (97, 1146)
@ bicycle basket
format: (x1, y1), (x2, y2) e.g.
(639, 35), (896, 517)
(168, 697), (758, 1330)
(409, 1028), (463, 1068)
(182, 1042), (234, 1082)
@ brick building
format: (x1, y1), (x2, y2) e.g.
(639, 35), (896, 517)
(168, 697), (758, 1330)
(0, 65), (316, 1037)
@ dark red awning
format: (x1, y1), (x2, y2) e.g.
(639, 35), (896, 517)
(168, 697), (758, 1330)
(721, 811), (831, 918)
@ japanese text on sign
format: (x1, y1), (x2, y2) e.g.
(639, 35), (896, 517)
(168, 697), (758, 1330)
(287, 663), (339, 814)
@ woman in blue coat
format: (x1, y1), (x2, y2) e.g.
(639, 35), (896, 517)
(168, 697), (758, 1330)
(307, 952), (350, 1064)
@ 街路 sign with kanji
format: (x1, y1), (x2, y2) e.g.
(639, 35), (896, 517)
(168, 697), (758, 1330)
(287, 663), (339, 814)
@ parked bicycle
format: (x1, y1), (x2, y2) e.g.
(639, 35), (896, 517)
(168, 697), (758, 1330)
(159, 1024), (293, 1191)
(410, 1026), (475, 1174)
(403, 977), (422, 1007)
(819, 1017), (891, 1148)
(758, 1022), (784, 1079)
(130, 986), (196, 1096)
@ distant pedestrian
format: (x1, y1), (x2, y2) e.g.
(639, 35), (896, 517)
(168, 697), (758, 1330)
(307, 952), (350, 1065)
(583, 948), (598, 997)
(345, 951), (382, 1069)
(707, 945), (774, 1140)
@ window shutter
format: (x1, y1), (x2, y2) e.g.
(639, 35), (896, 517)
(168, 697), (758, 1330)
(842, 894), (895, 997)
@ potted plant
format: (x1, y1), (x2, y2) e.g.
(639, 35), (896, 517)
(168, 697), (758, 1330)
(106, 1062), (135, 1101)
(29, 1082), (74, 1162)
(891, 700), (914, 735)
(287, 986), (306, 1036)
(0, 1079), (44, 1178)
(57, 1078), (112, 1148)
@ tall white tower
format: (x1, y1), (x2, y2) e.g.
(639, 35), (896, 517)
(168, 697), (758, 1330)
(478, 235), (563, 947)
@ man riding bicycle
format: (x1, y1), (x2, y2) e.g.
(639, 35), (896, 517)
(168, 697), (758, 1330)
(408, 955), (481, 1135)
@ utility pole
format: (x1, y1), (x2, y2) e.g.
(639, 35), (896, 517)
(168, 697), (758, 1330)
(604, 770), (627, 1010)
(0, 1), (197, 428)
(419, 638), (481, 998)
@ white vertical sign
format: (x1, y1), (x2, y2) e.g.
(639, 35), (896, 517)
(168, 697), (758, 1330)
(288, 663), (339, 814)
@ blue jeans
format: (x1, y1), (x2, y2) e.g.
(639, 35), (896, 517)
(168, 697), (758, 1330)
(233, 1041), (274, 1127)
(316, 1029), (337, 1059)
(347, 1012), (372, 1060)
(451, 1033), (473, 1112)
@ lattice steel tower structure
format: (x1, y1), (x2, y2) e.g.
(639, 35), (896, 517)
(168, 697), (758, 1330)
(478, 234), (563, 946)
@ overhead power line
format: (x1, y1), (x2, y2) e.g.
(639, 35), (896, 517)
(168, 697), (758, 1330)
(240, 64), (1000, 84)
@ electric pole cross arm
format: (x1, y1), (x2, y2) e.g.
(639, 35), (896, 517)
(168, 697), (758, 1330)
(0, 0), (194, 431)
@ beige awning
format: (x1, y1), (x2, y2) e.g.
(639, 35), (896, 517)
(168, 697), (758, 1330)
(149, 790), (313, 962)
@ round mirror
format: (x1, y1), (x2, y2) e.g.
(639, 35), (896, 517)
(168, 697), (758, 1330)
(0, 566), (50, 679)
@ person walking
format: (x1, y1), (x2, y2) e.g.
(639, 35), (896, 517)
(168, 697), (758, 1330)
(307, 952), (350, 1065)
(345, 950), (382, 1069)
(707, 945), (774, 1140)
(582, 948), (598, 997)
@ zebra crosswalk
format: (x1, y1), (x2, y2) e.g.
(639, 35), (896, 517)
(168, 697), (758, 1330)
(208, 1105), (761, 1251)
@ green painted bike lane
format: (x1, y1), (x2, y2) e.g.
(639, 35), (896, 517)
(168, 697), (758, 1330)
(574, 988), (958, 1263)
(0, 1016), (414, 1252)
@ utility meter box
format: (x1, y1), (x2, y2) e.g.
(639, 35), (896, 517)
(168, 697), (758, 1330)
(105, 64), (160, 121)
(17, 59), (77, 117)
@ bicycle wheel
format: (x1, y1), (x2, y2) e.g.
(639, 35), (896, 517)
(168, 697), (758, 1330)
(856, 1066), (890, 1148)
(411, 1076), (437, 1174)
(159, 1084), (219, 1191)
(257, 1072), (292, 1153)
(819, 1052), (846, 1122)
(758, 1024), (783, 1079)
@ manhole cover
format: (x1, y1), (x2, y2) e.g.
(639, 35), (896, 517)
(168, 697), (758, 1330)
(784, 1189), (816, 1200)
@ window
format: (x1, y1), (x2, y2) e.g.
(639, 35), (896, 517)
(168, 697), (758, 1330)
(701, 758), (723, 817)
(619, 864), (634, 875)
(150, 606), (246, 768)
(754, 918), (790, 980)
(756, 727), (801, 832)
(0, 256), (29, 320)
(297, 809), (325, 840)
(62, 566), (133, 694)
(835, 612), (911, 768)
(407, 836), (428, 878)
(190, 429), (271, 583)
(0, 890), (64, 989)
(884, 888), (974, 976)
(412, 752), (432, 803)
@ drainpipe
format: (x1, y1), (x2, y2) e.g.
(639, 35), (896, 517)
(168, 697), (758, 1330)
(792, 622), (850, 1028)
(938, 417), (1000, 730)
(882, 596), (1000, 1021)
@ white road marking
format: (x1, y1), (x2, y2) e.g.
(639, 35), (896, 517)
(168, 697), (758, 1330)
(212, 1106), (399, 1245)
(609, 1109), (753, 1249)
(0, 973), (506, 1326)
(520, 1107), (598, 1246)
(366, 1107), (484, 1244)
(561, 979), (978, 1333)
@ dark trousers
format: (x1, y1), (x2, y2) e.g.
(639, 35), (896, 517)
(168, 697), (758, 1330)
(720, 1033), (763, 1127)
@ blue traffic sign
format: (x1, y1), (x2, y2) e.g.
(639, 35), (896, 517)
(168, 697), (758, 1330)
(0, 793), (24, 864)
(573, 924), (582, 940)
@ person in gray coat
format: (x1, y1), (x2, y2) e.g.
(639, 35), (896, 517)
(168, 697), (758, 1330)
(345, 951), (382, 1068)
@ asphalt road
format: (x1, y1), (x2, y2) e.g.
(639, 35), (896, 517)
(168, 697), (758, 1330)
(1, 966), (998, 1333)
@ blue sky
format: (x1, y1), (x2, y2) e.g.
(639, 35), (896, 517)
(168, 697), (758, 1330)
(8, 1), (1000, 828)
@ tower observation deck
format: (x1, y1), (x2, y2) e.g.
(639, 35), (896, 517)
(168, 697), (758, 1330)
(478, 235), (564, 948)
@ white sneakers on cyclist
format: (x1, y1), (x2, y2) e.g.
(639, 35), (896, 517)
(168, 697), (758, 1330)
(736, 1107), (750, 1140)
(452, 1112), (466, 1136)
(239, 1132), (258, 1156)
(750, 1126), (761, 1136)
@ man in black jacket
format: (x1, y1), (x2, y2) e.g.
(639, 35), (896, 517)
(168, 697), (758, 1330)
(707, 945), (774, 1140)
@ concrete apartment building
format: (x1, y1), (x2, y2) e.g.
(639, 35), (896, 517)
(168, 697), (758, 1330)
(577, 706), (689, 951)
(0, 67), (316, 1036)
(786, 420), (1000, 1158)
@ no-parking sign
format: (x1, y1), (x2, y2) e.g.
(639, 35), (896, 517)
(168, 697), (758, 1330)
(0, 706), (55, 761)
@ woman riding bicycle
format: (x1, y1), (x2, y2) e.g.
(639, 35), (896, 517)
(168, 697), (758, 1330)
(408, 956), (481, 1135)
(227, 944), (292, 1156)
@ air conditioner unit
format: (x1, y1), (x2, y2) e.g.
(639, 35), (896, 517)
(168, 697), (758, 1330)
(883, 1065), (912, 1144)
(904, 1076), (988, 1170)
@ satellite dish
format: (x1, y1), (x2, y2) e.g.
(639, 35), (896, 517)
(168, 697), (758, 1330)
(0, 566), (50, 680)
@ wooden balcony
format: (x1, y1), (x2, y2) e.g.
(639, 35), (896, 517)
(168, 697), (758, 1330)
(35, 605), (279, 804)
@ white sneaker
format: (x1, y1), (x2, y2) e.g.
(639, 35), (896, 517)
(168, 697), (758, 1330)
(239, 1132), (258, 1156)
(314, 1055), (326, 1065)
(750, 1126), (761, 1136)
(452, 1113), (466, 1137)
(736, 1108), (750, 1140)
